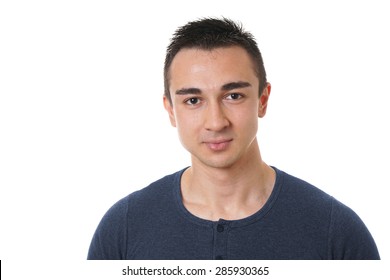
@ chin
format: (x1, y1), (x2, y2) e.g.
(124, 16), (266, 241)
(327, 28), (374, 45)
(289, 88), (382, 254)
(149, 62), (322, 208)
(194, 155), (240, 170)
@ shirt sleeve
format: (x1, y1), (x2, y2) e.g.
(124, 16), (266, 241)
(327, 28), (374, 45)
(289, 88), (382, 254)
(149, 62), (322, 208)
(327, 198), (380, 260)
(87, 196), (129, 260)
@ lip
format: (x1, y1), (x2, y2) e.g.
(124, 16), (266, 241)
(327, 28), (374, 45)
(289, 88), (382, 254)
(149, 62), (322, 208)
(203, 139), (233, 151)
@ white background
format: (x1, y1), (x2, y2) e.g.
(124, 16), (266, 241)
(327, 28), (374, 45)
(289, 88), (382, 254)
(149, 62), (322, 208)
(1, 0), (389, 276)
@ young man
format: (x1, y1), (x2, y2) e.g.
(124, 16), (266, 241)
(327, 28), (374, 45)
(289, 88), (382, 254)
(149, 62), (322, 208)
(88, 18), (380, 260)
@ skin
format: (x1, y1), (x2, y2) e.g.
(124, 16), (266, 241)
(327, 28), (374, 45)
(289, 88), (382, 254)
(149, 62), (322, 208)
(163, 46), (275, 221)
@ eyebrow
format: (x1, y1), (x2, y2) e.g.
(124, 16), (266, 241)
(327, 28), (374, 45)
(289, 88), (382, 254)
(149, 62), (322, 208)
(175, 87), (202, 95)
(175, 81), (252, 95)
(221, 81), (252, 91)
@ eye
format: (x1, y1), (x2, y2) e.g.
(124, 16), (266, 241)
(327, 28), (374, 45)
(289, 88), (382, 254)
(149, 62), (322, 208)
(226, 93), (243, 100)
(185, 97), (201, 105)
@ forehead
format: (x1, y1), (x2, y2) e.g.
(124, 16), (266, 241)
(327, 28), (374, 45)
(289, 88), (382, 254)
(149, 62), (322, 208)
(169, 46), (258, 89)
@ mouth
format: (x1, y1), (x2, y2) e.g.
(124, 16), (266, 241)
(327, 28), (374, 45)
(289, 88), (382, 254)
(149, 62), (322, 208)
(203, 139), (233, 151)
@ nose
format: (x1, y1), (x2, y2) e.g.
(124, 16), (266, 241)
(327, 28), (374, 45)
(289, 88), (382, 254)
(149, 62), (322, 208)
(204, 101), (230, 131)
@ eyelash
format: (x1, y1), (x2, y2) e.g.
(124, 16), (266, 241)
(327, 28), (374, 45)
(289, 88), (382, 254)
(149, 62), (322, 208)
(226, 93), (243, 100)
(184, 97), (201, 105)
(184, 93), (244, 106)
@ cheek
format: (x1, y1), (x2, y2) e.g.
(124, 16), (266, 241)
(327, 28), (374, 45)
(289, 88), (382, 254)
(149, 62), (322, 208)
(175, 111), (199, 137)
(234, 105), (259, 129)
(237, 116), (258, 136)
(176, 106), (205, 125)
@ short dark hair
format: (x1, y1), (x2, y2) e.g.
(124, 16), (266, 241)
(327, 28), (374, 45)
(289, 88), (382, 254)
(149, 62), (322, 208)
(164, 17), (267, 104)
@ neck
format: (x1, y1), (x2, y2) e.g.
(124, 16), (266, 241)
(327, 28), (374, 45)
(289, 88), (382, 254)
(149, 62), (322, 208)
(181, 141), (275, 221)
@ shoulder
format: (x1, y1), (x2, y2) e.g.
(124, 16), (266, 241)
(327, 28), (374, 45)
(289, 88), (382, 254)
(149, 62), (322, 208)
(271, 168), (335, 233)
(106, 168), (184, 224)
(275, 168), (334, 209)
(124, 169), (183, 211)
(274, 167), (380, 259)
(98, 171), (178, 218)
(328, 198), (380, 259)
(87, 169), (184, 260)
(276, 167), (366, 225)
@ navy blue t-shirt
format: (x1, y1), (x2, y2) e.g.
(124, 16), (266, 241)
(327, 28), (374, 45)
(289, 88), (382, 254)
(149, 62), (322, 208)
(87, 167), (380, 260)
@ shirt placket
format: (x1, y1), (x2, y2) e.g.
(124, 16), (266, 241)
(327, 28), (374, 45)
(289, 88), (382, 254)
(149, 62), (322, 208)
(213, 220), (229, 260)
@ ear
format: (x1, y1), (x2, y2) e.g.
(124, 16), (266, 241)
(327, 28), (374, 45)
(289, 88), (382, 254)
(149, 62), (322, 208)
(258, 83), (271, 118)
(163, 95), (177, 127)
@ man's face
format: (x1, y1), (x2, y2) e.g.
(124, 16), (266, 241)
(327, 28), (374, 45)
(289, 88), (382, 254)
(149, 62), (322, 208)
(164, 46), (270, 169)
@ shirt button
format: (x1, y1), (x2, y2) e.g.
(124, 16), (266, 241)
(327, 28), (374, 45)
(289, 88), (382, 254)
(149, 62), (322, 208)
(217, 224), (224, 232)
